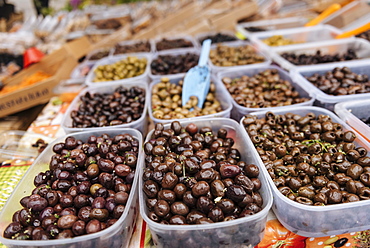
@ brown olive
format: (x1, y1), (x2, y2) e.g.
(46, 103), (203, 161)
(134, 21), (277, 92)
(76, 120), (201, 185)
(158, 190), (176, 204)
(170, 202), (189, 216)
(327, 189), (343, 204)
(191, 181), (210, 198)
(347, 164), (364, 180)
(186, 210), (206, 224)
(196, 196), (214, 214)
(57, 215), (78, 229)
(154, 200), (170, 217)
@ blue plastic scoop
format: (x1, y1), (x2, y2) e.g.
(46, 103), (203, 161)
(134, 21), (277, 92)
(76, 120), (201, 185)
(182, 39), (212, 109)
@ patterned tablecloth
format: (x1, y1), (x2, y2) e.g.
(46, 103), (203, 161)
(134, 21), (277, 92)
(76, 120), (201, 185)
(0, 96), (369, 248)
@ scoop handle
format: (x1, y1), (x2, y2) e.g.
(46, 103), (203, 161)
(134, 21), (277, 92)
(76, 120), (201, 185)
(198, 39), (212, 67)
(305, 3), (341, 27)
(336, 22), (370, 39)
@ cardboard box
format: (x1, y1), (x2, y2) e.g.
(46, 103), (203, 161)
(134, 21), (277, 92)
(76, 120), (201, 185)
(0, 37), (91, 118)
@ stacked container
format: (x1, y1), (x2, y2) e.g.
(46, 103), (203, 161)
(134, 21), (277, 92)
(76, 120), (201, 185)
(240, 106), (370, 237)
(0, 128), (143, 248)
(139, 118), (273, 247)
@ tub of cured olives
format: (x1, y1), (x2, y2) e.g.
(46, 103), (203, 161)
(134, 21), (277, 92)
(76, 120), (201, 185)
(240, 106), (370, 237)
(61, 80), (148, 135)
(216, 65), (314, 121)
(0, 128), (142, 248)
(149, 75), (232, 125)
(291, 60), (370, 111)
(139, 118), (273, 248)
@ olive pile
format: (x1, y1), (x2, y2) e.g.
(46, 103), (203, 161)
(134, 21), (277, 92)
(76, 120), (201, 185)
(151, 53), (199, 75)
(70, 86), (145, 128)
(360, 117), (370, 127)
(281, 49), (358, 65)
(356, 30), (370, 42)
(143, 121), (264, 226)
(244, 27), (266, 32)
(305, 67), (370, 95)
(199, 33), (236, 44)
(242, 111), (370, 206)
(210, 44), (265, 67)
(93, 56), (147, 82)
(3, 132), (139, 240)
(88, 49), (111, 61)
(222, 69), (310, 108)
(113, 41), (151, 55)
(262, 35), (299, 46)
(155, 38), (194, 51)
(151, 78), (222, 120)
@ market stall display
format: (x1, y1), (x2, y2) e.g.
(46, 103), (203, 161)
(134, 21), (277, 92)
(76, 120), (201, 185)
(1, 0), (370, 247)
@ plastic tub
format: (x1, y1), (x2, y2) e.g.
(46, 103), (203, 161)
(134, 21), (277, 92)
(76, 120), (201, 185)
(152, 35), (198, 53)
(271, 37), (370, 71)
(240, 106), (370, 237)
(85, 53), (151, 87)
(321, 0), (370, 32)
(216, 65), (315, 121)
(149, 48), (200, 81)
(148, 75), (232, 125)
(0, 128), (142, 248)
(249, 25), (342, 52)
(236, 17), (309, 39)
(70, 61), (97, 79)
(209, 41), (271, 74)
(335, 99), (370, 142)
(139, 117), (273, 248)
(61, 80), (148, 134)
(291, 60), (370, 110)
(0, 130), (53, 163)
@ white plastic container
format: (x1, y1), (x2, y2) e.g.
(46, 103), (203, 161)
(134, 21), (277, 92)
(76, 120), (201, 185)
(0, 128), (142, 248)
(148, 75), (232, 125)
(111, 39), (153, 56)
(271, 37), (370, 71)
(85, 53), (151, 87)
(249, 25), (342, 53)
(209, 41), (271, 74)
(291, 60), (370, 110)
(0, 130), (53, 163)
(70, 61), (96, 79)
(216, 65), (315, 121)
(153, 35), (198, 53)
(195, 30), (237, 47)
(240, 106), (370, 237)
(61, 80), (148, 134)
(139, 118), (273, 248)
(236, 17), (309, 39)
(321, 0), (370, 32)
(149, 48), (200, 81)
(335, 99), (370, 142)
